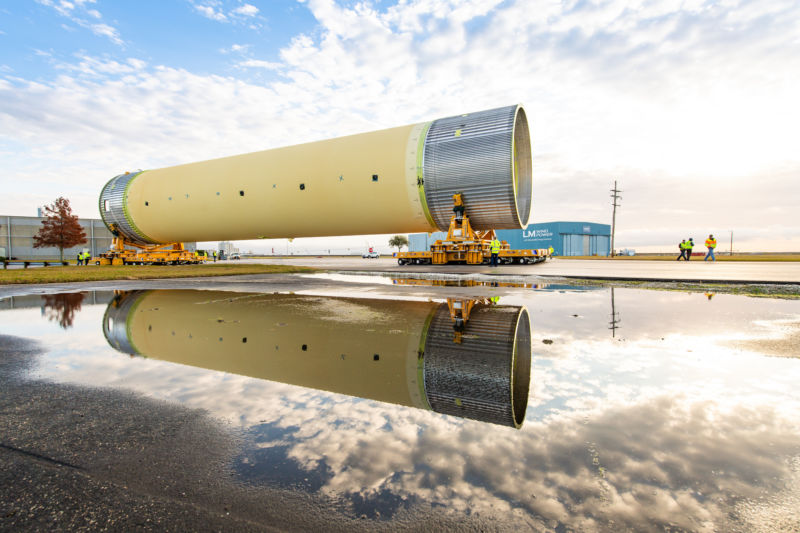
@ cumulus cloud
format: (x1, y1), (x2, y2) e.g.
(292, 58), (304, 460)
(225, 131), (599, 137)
(232, 3), (258, 17)
(5, 0), (800, 251)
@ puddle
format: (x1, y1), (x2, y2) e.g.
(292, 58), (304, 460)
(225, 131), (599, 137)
(2, 285), (800, 530)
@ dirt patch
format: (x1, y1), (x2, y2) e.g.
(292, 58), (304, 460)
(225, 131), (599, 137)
(728, 322), (800, 358)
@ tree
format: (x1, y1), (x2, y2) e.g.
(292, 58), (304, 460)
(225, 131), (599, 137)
(388, 235), (409, 253)
(33, 197), (87, 262)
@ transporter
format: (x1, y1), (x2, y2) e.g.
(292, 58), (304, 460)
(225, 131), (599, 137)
(94, 104), (545, 265)
(103, 290), (532, 428)
(396, 193), (551, 265)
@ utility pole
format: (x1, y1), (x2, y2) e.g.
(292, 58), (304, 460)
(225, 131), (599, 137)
(610, 181), (622, 257)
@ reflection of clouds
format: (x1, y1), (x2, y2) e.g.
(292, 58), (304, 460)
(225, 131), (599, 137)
(7, 289), (800, 529)
(253, 393), (799, 530)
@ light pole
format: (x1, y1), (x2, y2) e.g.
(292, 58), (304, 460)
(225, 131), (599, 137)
(730, 230), (733, 256)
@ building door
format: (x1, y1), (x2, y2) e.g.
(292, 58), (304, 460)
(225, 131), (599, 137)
(583, 235), (590, 255)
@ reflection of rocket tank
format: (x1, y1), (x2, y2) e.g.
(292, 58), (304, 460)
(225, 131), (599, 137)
(103, 290), (532, 428)
(99, 105), (532, 243)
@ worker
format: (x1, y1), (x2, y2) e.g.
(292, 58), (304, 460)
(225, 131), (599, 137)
(213, 250), (217, 262)
(490, 237), (501, 267)
(677, 239), (687, 260)
(704, 234), (717, 261)
(81, 251), (88, 265)
(686, 238), (695, 260)
(76, 251), (82, 266)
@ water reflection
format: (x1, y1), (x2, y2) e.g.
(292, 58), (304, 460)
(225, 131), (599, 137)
(42, 292), (86, 329)
(103, 290), (532, 428)
(3, 286), (800, 530)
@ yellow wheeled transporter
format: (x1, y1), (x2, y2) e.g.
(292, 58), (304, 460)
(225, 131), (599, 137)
(396, 194), (551, 266)
(93, 225), (205, 265)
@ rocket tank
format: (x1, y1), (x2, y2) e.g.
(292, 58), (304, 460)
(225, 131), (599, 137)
(103, 290), (532, 428)
(99, 105), (532, 243)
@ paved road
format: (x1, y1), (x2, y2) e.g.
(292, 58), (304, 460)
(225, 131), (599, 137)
(237, 257), (800, 284)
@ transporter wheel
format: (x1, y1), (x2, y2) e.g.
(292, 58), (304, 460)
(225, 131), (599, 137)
(398, 259), (406, 265)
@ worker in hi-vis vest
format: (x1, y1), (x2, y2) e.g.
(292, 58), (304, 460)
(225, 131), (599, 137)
(704, 234), (717, 261)
(677, 239), (687, 261)
(490, 237), (501, 267)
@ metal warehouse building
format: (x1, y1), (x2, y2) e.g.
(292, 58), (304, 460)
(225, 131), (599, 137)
(409, 221), (611, 257)
(1, 215), (197, 260)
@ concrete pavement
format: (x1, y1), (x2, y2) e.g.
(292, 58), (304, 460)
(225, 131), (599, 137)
(238, 257), (800, 284)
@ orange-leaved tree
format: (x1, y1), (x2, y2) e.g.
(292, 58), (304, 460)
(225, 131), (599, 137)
(33, 197), (87, 262)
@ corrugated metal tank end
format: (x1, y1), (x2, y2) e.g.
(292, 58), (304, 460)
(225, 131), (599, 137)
(422, 104), (532, 230)
(98, 104), (532, 244)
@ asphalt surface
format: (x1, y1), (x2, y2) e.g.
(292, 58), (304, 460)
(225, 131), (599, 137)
(0, 334), (496, 532)
(238, 256), (800, 284)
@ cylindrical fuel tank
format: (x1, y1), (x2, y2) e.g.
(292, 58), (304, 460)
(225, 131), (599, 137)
(99, 105), (532, 244)
(103, 290), (532, 428)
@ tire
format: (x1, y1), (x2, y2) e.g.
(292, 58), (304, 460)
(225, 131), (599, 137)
(398, 259), (406, 265)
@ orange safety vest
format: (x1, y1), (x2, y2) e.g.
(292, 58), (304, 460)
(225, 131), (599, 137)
(705, 238), (716, 248)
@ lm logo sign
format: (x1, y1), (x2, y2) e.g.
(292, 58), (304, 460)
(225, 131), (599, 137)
(523, 229), (553, 240)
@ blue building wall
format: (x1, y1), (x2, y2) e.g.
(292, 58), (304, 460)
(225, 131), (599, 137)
(408, 221), (611, 256)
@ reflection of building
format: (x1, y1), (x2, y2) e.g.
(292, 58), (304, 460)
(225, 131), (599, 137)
(409, 221), (611, 257)
(0, 291), (114, 311)
(103, 290), (532, 428)
(0, 215), (197, 260)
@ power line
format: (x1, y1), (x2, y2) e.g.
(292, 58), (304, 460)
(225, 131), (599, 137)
(610, 180), (622, 257)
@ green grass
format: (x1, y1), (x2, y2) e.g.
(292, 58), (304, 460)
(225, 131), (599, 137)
(564, 254), (800, 262)
(0, 263), (317, 284)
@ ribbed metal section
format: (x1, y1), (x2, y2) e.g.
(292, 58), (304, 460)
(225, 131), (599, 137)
(422, 105), (532, 230)
(102, 291), (145, 355)
(423, 304), (531, 428)
(99, 171), (154, 244)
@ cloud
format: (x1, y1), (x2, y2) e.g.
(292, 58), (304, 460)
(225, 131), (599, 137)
(192, 2), (227, 22)
(5, 0), (800, 251)
(35, 0), (123, 45)
(191, 1), (260, 23)
(232, 4), (258, 17)
(220, 43), (251, 54)
(237, 59), (281, 69)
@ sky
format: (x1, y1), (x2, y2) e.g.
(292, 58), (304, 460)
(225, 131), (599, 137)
(1, 0), (798, 253)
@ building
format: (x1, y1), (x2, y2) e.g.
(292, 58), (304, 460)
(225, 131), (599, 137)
(408, 221), (611, 257)
(1, 215), (197, 260)
(217, 241), (239, 257)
